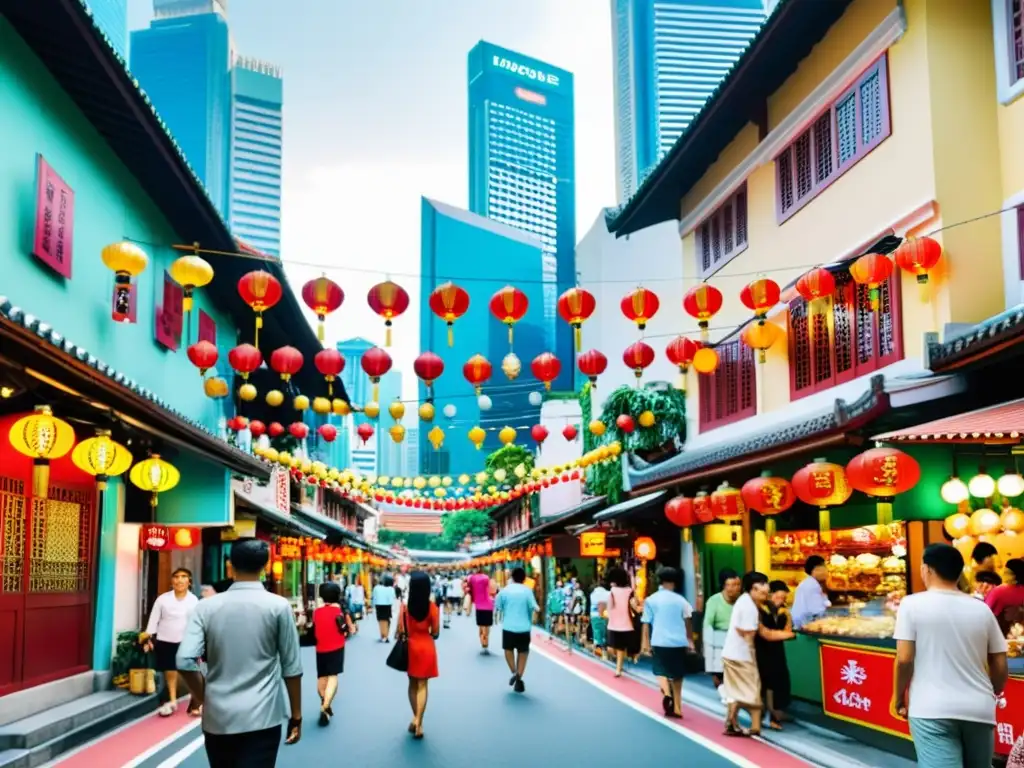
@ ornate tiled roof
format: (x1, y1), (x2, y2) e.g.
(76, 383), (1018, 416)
(626, 375), (887, 489)
(927, 304), (1024, 371)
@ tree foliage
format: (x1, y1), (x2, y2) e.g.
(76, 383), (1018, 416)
(484, 444), (535, 479)
(597, 384), (687, 452)
(440, 509), (492, 548)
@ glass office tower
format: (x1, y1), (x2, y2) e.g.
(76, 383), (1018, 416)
(467, 42), (574, 390)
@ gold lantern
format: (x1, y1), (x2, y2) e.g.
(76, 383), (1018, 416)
(333, 398), (351, 416)
(312, 397), (331, 415)
(293, 395), (310, 411)
(129, 455), (181, 507)
(71, 430), (133, 490)
(589, 419), (606, 437)
(389, 424), (406, 444)
(101, 242), (149, 323)
(389, 400), (406, 421)
(692, 347), (719, 375)
(499, 426), (517, 445)
(9, 405), (76, 498)
(418, 402), (435, 422)
(239, 383), (258, 402)
(469, 426), (486, 450)
(204, 377), (229, 399)
(169, 250), (214, 313)
(265, 389), (284, 407)
(364, 401), (380, 419)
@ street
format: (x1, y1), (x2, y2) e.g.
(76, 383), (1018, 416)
(53, 613), (811, 768)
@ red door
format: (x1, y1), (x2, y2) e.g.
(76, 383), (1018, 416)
(0, 476), (96, 696)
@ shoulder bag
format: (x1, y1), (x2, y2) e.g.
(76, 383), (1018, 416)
(386, 605), (409, 673)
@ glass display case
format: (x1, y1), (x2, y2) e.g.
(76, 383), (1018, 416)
(799, 597), (897, 639)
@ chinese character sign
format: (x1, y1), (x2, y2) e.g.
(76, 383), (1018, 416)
(155, 271), (184, 350)
(820, 642), (910, 738)
(32, 155), (74, 278)
(996, 678), (1024, 756)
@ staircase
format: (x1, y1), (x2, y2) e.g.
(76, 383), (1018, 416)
(0, 674), (158, 768)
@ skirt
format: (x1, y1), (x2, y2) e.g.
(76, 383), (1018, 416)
(476, 609), (494, 627)
(607, 629), (634, 651)
(722, 658), (761, 709)
(375, 605), (392, 622)
(651, 646), (688, 680)
(316, 648), (344, 677)
(153, 640), (180, 672)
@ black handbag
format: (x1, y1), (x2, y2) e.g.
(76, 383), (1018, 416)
(386, 607), (409, 672)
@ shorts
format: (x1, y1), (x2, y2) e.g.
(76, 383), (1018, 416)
(651, 646), (688, 681)
(375, 605), (392, 622)
(502, 630), (531, 653)
(316, 648), (345, 677)
(446, 596), (461, 606)
(607, 629), (634, 651)
(476, 609), (494, 627)
(154, 640), (180, 672)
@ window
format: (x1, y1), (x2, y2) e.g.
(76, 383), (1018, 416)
(775, 56), (891, 222)
(696, 185), (748, 278)
(787, 270), (903, 400)
(1012, 0), (1024, 84)
(698, 339), (757, 431)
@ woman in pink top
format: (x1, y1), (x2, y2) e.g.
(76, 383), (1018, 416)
(468, 569), (497, 653)
(606, 567), (639, 677)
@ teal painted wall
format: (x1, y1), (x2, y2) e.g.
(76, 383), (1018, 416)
(92, 479), (123, 671)
(156, 452), (231, 526)
(0, 18), (239, 433)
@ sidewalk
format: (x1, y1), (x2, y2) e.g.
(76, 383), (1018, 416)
(537, 629), (917, 768)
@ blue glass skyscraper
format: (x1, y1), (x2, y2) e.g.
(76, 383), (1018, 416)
(612, 0), (766, 201)
(467, 42), (575, 390)
(420, 198), (549, 478)
(87, 0), (128, 59)
(338, 337), (375, 475)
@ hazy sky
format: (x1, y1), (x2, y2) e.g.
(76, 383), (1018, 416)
(128, 0), (616, 397)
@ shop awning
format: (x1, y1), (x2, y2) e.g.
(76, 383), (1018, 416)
(235, 495), (324, 539)
(873, 399), (1024, 444)
(291, 504), (371, 548)
(492, 496), (607, 552)
(593, 490), (667, 523)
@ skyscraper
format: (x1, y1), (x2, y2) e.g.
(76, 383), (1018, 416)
(467, 42), (575, 389)
(420, 198), (549, 478)
(612, 0), (766, 201)
(375, 370), (403, 477)
(338, 337), (376, 475)
(88, 0), (128, 59)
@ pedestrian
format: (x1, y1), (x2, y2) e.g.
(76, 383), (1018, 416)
(401, 571), (440, 739)
(703, 568), (741, 697)
(468, 567), (496, 654)
(176, 539), (303, 766)
(462, 571), (473, 617)
(589, 579), (611, 657)
(567, 578), (586, 651)
(985, 558), (1024, 633)
(895, 543), (1009, 767)
(546, 580), (566, 643)
(141, 567), (199, 717)
(606, 567), (639, 678)
(445, 571), (463, 621)
(790, 555), (830, 629)
(756, 580), (793, 730)
(640, 567), (695, 719)
(313, 582), (355, 727)
(494, 566), (539, 693)
(345, 578), (366, 621)
(372, 574), (396, 642)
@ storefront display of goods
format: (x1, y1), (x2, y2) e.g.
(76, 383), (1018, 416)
(802, 599), (897, 639)
(1009, 623), (1023, 658)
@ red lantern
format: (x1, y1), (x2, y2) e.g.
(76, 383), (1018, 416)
(367, 280), (410, 347)
(557, 287), (597, 350)
(318, 424), (338, 443)
(186, 340), (218, 377)
(530, 352), (561, 391)
(792, 458), (853, 538)
(622, 341), (655, 383)
(739, 277), (781, 322)
(577, 349), (608, 386)
(683, 283), (723, 341)
(237, 271), (282, 347)
(849, 253), (893, 311)
(227, 343), (262, 380)
(489, 285), (529, 345)
(356, 422), (374, 445)
(634, 536), (656, 560)
(665, 336), (701, 391)
(429, 281), (470, 347)
(616, 414), (635, 434)
(531, 424), (549, 446)
(413, 352), (445, 390)
(795, 267), (836, 305)
(249, 420), (266, 438)
(893, 236), (942, 290)
(741, 472), (795, 536)
(710, 482), (745, 522)
(463, 354), (492, 395)
(665, 496), (698, 528)
(562, 424), (578, 442)
(846, 447), (920, 528)
(269, 346), (304, 382)
(692, 492), (715, 523)
(268, 421), (284, 437)
(288, 422), (309, 440)
(301, 274), (344, 342)
(620, 287), (660, 331)
(360, 346), (392, 402)
(314, 349), (345, 395)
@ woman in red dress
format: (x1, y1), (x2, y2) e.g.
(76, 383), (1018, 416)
(400, 571), (439, 739)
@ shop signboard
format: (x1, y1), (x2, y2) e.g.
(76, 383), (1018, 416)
(820, 641), (1023, 755)
(33, 154), (74, 278)
(220, 518), (257, 541)
(579, 532), (606, 556)
(232, 468), (290, 515)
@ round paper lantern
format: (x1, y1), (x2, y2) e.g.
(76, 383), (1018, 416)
(314, 349), (345, 395)
(638, 410), (655, 428)
(478, 394), (493, 411)
(665, 336), (701, 390)
(312, 397), (331, 415)
(356, 423), (374, 445)
(333, 398), (351, 416)
(389, 424), (406, 444)
(102, 242), (149, 322)
(268, 422), (285, 438)
(499, 426), (517, 445)
(940, 477), (970, 505)
(846, 447), (920, 527)
(616, 414), (635, 434)
(289, 422), (309, 440)
(418, 402), (435, 422)
(577, 349), (608, 386)
(1001, 506), (1024, 534)
(999, 473), (1024, 498)
(848, 253), (893, 311)
(204, 377), (228, 399)
(10, 405), (76, 497)
(711, 482), (745, 522)
(237, 271), (282, 346)
(238, 383), (257, 402)
(622, 341), (655, 382)
(665, 496), (697, 530)
(293, 394), (310, 411)
(589, 420), (606, 437)
(248, 420), (266, 438)
(367, 280), (410, 347)
(562, 424), (578, 442)
(943, 512), (971, 539)
(71, 430), (133, 491)
(469, 426), (486, 450)
(265, 389), (284, 407)
(621, 287), (660, 330)
(557, 287), (597, 350)
(893, 236), (942, 286)
(531, 424), (549, 446)
(692, 491), (715, 523)
(463, 354), (492, 395)
(227, 344), (262, 380)
(691, 346), (718, 375)
(129, 454), (180, 507)
(970, 508), (1001, 536)
(388, 400), (406, 422)
(443, 404), (457, 419)
(429, 281), (470, 347)
(531, 352), (561, 391)
(742, 472), (795, 536)
(361, 346), (393, 402)
(169, 254), (214, 313)
(489, 285), (529, 344)
(683, 283), (723, 341)
(269, 346), (304, 382)
(740, 321), (780, 364)
(186, 340), (219, 377)
(501, 352), (522, 380)
(301, 274), (344, 342)
(792, 458), (853, 536)
(969, 473), (996, 498)
(739, 277), (781, 322)
(634, 536), (656, 560)
(795, 267), (837, 305)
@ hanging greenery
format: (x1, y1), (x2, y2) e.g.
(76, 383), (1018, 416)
(485, 444), (535, 479)
(599, 384), (686, 454)
(579, 381), (623, 504)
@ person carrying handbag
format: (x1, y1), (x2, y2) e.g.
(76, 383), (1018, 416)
(389, 572), (439, 739)
(312, 582), (356, 727)
(606, 567), (640, 678)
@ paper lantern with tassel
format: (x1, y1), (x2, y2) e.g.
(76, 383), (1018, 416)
(427, 425), (445, 450)
(429, 281), (470, 347)
(792, 458), (852, 540)
(356, 422), (374, 445)
(269, 346), (304, 382)
(314, 349), (345, 395)
(557, 287), (596, 350)
(360, 346), (392, 402)
(301, 274), (344, 342)
(367, 280), (410, 347)
(849, 253), (893, 311)
(740, 321), (780, 364)
(577, 349), (608, 386)
(622, 341), (655, 383)
(469, 426), (486, 450)
(795, 267), (836, 310)
(9, 406), (76, 499)
(683, 283), (723, 341)
(893, 236), (941, 286)
(499, 426), (517, 445)
(489, 285), (529, 345)
(665, 336), (701, 390)
(846, 447), (920, 530)
(463, 354), (492, 395)
(228, 344), (262, 381)
(739, 277), (780, 323)
(621, 287), (660, 331)
(102, 241), (149, 323)
(169, 250), (214, 315)
(129, 455), (180, 507)
(741, 472), (795, 537)
(530, 352), (561, 391)
(237, 271), (282, 347)
(71, 430), (133, 492)
(413, 352), (444, 396)
(186, 340), (218, 377)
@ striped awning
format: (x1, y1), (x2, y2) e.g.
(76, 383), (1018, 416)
(873, 398), (1024, 444)
(379, 511), (443, 534)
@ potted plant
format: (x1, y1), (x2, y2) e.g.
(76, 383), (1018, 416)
(111, 630), (154, 695)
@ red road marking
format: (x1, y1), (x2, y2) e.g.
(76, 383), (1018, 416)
(53, 702), (198, 768)
(531, 633), (811, 767)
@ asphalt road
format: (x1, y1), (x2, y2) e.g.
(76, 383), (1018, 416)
(126, 612), (795, 767)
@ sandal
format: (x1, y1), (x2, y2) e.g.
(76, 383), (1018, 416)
(158, 703), (176, 717)
(768, 720), (783, 731)
(187, 705), (202, 717)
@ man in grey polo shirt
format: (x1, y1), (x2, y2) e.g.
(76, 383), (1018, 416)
(178, 539), (303, 766)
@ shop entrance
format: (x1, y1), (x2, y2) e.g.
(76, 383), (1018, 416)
(0, 475), (96, 695)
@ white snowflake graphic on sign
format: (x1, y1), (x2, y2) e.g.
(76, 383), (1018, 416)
(840, 659), (867, 686)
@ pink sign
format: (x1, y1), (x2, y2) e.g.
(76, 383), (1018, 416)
(154, 271), (183, 350)
(33, 155), (74, 278)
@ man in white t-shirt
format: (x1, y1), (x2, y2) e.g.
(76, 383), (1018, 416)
(894, 543), (1009, 767)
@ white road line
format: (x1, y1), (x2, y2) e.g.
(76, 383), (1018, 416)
(531, 642), (765, 768)
(153, 734), (205, 768)
(120, 720), (203, 768)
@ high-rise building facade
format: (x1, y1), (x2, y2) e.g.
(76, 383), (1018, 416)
(420, 198), (549, 478)
(337, 337), (376, 476)
(88, 0), (128, 59)
(612, 0), (766, 201)
(467, 42), (575, 389)
(375, 371), (403, 477)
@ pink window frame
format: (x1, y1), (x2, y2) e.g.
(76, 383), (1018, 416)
(695, 185), (749, 279)
(697, 339), (757, 432)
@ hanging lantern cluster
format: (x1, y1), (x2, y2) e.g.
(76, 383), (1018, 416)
(367, 280), (410, 347)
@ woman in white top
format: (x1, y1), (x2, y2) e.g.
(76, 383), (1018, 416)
(141, 568), (199, 716)
(371, 574), (397, 642)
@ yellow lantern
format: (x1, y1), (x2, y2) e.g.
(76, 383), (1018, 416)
(692, 347), (719, 374)
(277, 451), (292, 466)
(428, 475), (441, 488)
(943, 512), (971, 539)
(499, 426), (517, 445)
(263, 447), (279, 463)
(740, 321), (781, 364)
(239, 383), (258, 402)
(501, 352), (522, 380)
(174, 528), (196, 548)
(71, 430), (133, 491)
(10, 405), (76, 498)
(441, 476), (452, 487)
(266, 389), (284, 407)
(204, 377), (229, 399)
(469, 426), (486, 450)
(589, 419), (606, 437)
(312, 397), (331, 415)
(293, 395), (310, 411)
(364, 401), (380, 419)
(638, 410), (655, 428)
(1001, 506), (1024, 534)
(389, 400), (406, 421)
(332, 398), (351, 416)
(418, 402), (435, 422)
(101, 241), (149, 323)
(168, 252), (214, 313)
(458, 474), (471, 485)
(129, 455), (180, 507)
(390, 424), (406, 443)
(413, 476), (428, 489)
(970, 508), (1001, 536)
(425, 426), (444, 451)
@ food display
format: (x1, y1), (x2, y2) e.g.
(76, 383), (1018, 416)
(1009, 623), (1023, 659)
(800, 598), (897, 639)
